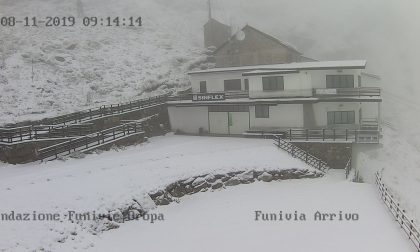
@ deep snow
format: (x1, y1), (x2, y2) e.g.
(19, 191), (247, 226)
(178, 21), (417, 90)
(81, 173), (413, 252)
(0, 135), (314, 251)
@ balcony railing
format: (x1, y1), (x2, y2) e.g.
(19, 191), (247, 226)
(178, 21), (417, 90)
(168, 87), (381, 102)
(314, 87), (381, 97)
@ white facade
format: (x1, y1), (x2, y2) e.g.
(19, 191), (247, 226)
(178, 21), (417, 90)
(169, 60), (381, 137)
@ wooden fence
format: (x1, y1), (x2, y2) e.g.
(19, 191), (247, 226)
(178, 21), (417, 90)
(375, 172), (420, 251)
(345, 158), (352, 179)
(38, 122), (145, 161)
(273, 136), (329, 173)
(0, 94), (167, 144)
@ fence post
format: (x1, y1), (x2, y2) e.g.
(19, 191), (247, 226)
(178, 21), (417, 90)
(318, 159), (321, 170)
(277, 136), (280, 147)
(346, 129), (348, 141)
(322, 129), (325, 141)
(19, 128), (23, 141)
(291, 145), (295, 157)
(289, 129), (292, 141)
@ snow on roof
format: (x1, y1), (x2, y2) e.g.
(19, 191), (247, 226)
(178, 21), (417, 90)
(188, 60), (367, 75)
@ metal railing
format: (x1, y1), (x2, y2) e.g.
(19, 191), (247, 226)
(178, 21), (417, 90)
(284, 128), (380, 143)
(38, 122), (145, 161)
(0, 94), (168, 144)
(345, 158), (352, 179)
(273, 136), (330, 173)
(314, 87), (381, 97)
(375, 172), (420, 251)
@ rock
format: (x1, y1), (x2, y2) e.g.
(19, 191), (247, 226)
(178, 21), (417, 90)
(55, 56), (66, 62)
(258, 172), (273, 182)
(225, 177), (241, 186)
(204, 174), (217, 183)
(192, 181), (209, 193)
(109, 210), (124, 223)
(148, 190), (164, 199)
(211, 180), (224, 189)
(237, 171), (255, 184)
(66, 44), (77, 50)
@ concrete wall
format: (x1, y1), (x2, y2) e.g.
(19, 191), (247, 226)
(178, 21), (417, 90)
(309, 69), (362, 89)
(168, 106), (209, 134)
(190, 72), (247, 93)
(248, 72), (312, 98)
(292, 142), (352, 169)
(191, 69), (364, 97)
(250, 104), (304, 129)
(312, 102), (361, 128)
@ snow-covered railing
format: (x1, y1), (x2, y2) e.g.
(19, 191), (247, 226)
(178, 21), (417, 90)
(285, 128), (380, 143)
(274, 136), (329, 173)
(314, 87), (381, 97)
(375, 172), (420, 251)
(0, 124), (95, 144)
(0, 94), (168, 143)
(344, 158), (352, 179)
(38, 122), (146, 161)
(48, 94), (168, 125)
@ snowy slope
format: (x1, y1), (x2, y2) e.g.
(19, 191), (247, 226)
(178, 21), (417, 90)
(0, 135), (315, 251)
(72, 175), (413, 252)
(0, 0), (209, 124)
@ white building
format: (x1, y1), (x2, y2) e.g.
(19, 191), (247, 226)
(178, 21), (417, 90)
(167, 60), (382, 143)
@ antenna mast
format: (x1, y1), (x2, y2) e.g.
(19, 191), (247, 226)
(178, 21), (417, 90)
(208, 0), (212, 20)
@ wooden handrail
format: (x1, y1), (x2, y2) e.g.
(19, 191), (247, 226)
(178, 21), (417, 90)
(274, 136), (329, 173)
(375, 172), (420, 250)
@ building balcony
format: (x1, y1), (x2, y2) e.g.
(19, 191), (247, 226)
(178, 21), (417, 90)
(313, 87), (381, 97)
(168, 87), (381, 102)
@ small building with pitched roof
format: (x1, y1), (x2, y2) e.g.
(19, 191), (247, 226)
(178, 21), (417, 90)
(213, 25), (303, 67)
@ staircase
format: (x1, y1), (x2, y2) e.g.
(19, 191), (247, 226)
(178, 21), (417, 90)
(273, 136), (330, 173)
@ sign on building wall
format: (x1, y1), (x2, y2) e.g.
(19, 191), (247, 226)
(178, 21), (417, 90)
(192, 93), (225, 101)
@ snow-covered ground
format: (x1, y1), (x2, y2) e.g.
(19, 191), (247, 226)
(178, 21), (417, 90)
(0, 135), (414, 251)
(1, 0), (420, 250)
(71, 173), (414, 252)
(0, 0), (209, 124)
(0, 135), (315, 251)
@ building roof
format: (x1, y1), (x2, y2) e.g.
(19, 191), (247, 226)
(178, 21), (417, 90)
(212, 25), (302, 55)
(188, 60), (367, 75)
(204, 18), (231, 29)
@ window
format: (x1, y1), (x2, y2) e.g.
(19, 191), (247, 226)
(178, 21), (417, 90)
(244, 79), (249, 91)
(326, 75), (354, 88)
(208, 105), (249, 112)
(200, 81), (207, 93)
(255, 105), (269, 118)
(262, 76), (284, 91)
(327, 111), (355, 125)
(224, 79), (242, 91)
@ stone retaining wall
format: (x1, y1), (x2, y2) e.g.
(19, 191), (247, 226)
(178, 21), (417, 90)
(292, 142), (352, 169)
(92, 168), (322, 232)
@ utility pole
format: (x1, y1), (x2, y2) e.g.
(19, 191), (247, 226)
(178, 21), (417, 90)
(208, 0), (212, 20)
